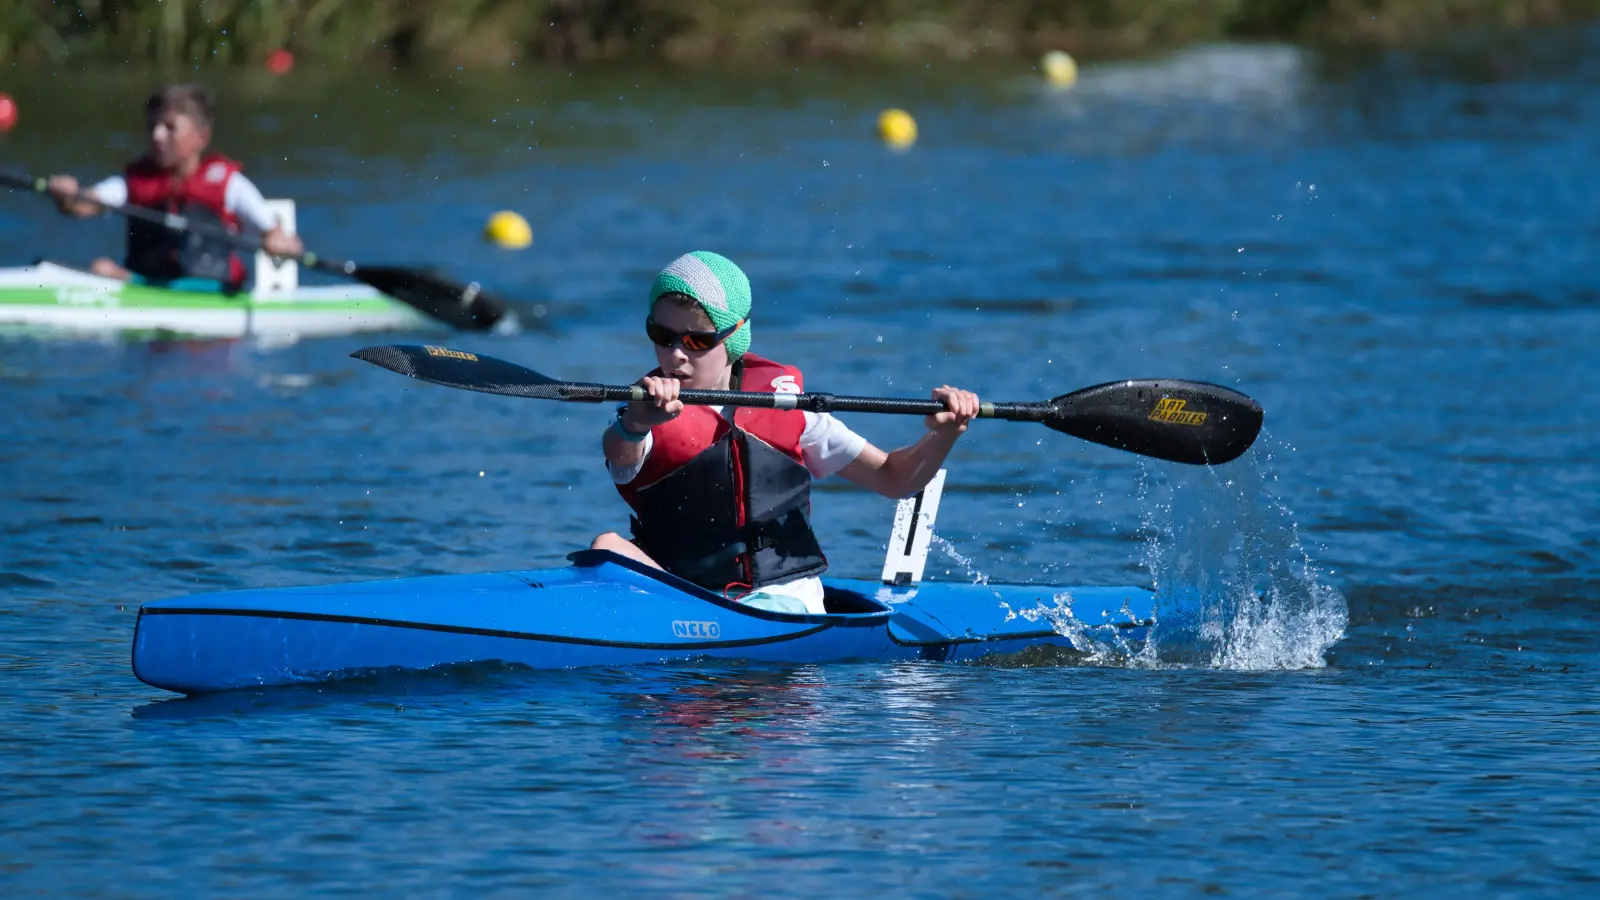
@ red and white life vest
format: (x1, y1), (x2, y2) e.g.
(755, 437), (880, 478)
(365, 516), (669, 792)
(616, 354), (827, 592)
(122, 153), (246, 286)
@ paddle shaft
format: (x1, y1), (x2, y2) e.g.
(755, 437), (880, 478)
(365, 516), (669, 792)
(352, 345), (1265, 465)
(561, 381), (1050, 423)
(1, 170), (357, 276)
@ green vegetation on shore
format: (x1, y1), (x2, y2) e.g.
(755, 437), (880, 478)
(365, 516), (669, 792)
(1, 1), (1594, 68)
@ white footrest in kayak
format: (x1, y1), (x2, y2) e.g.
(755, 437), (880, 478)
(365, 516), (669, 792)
(881, 468), (946, 586)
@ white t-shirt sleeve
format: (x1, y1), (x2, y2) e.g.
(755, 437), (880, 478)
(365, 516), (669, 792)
(799, 411), (867, 478)
(88, 176), (128, 207)
(223, 174), (279, 232)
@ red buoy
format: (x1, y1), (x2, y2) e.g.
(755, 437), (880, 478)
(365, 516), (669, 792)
(266, 49), (295, 76)
(0, 93), (17, 133)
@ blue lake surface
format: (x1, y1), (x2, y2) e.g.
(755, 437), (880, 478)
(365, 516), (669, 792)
(2, 34), (1598, 894)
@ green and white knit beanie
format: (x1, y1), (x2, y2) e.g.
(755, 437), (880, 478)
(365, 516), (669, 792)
(649, 251), (752, 361)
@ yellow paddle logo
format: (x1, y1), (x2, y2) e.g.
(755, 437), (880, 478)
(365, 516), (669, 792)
(1148, 397), (1207, 426)
(425, 345), (478, 362)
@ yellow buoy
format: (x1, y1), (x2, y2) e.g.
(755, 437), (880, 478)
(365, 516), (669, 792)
(484, 210), (533, 249)
(877, 108), (917, 150)
(1041, 50), (1078, 89)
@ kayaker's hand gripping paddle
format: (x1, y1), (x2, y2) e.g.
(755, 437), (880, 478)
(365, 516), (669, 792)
(352, 344), (1264, 466)
(0, 169), (513, 332)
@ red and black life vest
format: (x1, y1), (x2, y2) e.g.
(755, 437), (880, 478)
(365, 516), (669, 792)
(122, 153), (247, 287)
(616, 354), (828, 592)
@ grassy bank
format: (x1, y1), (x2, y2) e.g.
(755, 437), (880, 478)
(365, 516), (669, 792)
(1, 1), (1595, 68)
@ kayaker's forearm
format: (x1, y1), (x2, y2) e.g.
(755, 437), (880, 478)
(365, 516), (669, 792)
(876, 431), (959, 499)
(61, 198), (104, 218)
(602, 426), (646, 469)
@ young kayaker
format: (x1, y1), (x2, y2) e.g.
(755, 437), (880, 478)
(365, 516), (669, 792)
(594, 251), (980, 615)
(44, 82), (302, 292)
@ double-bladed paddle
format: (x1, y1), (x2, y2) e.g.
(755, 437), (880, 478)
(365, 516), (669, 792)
(1, 169), (511, 332)
(352, 344), (1264, 466)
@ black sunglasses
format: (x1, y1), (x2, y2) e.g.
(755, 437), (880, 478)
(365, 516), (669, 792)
(645, 315), (748, 352)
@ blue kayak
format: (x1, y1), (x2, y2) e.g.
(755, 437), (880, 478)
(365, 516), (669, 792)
(132, 550), (1153, 695)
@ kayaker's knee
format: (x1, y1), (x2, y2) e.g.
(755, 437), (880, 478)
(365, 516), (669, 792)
(590, 533), (668, 572)
(90, 258), (131, 281)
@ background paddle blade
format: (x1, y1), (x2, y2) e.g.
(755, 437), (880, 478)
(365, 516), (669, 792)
(1046, 379), (1263, 465)
(354, 267), (513, 332)
(352, 344), (567, 399)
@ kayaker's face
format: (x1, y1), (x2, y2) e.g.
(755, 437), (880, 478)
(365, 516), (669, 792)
(147, 109), (210, 171)
(651, 301), (732, 390)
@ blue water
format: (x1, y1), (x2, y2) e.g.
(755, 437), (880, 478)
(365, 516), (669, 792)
(3, 35), (1599, 894)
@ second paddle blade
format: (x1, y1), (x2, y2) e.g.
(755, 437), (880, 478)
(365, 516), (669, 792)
(356, 267), (513, 332)
(352, 344), (567, 399)
(1046, 379), (1264, 466)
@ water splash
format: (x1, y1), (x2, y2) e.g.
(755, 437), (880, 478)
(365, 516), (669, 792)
(929, 448), (1344, 673)
(1136, 441), (1347, 670)
(1008, 590), (1142, 665)
(929, 534), (993, 593)
(932, 536), (1139, 665)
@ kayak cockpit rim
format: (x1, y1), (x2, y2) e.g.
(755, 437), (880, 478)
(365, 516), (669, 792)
(566, 549), (890, 621)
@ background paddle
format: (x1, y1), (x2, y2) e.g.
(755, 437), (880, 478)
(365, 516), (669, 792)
(1, 169), (511, 332)
(352, 344), (1264, 466)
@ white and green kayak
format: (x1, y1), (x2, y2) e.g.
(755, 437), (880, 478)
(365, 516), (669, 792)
(0, 261), (434, 339)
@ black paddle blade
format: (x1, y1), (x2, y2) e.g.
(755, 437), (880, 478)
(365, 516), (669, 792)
(351, 344), (567, 399)
(1046, 379), (1263, 466)
(353, 267), (512, 332)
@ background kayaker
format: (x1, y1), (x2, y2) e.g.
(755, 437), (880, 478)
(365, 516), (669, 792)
(595, 250), (980, 615)
(44, 82), (303, 292)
